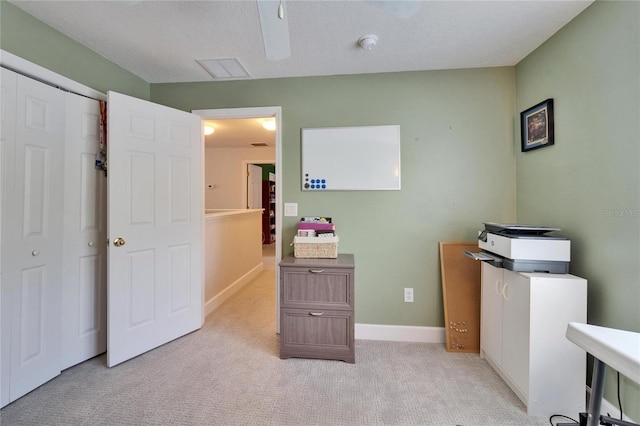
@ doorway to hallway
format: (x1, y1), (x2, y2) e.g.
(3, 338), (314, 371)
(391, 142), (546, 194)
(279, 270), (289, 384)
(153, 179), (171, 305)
(193, 106), (283, 333)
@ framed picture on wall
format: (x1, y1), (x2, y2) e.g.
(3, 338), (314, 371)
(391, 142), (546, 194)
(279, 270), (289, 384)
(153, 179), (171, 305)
(520, 98), (554, 152)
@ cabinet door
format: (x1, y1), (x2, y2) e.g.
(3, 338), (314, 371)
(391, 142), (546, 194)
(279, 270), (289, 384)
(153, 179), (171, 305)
(501, 270), (530, 397)
(480, 263), (503, 365)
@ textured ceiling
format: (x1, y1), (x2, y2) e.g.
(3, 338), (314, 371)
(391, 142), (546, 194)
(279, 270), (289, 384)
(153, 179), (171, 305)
(9, 0), (593, 84)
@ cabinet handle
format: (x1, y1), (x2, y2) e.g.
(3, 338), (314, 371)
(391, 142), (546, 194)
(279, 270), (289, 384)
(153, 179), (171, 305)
(502, 281), (509, 301)
(494, 279), (502, 297)
(309, 312), (324, 316)
(309, 269), (324, 273)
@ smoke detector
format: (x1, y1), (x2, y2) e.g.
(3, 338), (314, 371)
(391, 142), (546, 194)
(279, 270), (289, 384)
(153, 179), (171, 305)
(358, 34), (379, 50)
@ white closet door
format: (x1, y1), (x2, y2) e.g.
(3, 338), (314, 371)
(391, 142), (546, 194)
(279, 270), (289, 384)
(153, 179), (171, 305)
(1, 69), (65, 404)
(1, 67), (18, 408)
(107, 91), (203, 367)
(61, 94), (107, 370)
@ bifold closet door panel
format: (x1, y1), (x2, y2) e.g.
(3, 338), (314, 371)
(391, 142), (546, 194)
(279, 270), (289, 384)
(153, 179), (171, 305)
(61, 94), (107, 370)
(1, 70), (65, 404)
(1, 67), (19, 408)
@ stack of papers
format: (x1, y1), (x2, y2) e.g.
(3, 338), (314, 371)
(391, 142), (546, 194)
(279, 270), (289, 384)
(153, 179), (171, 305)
(297, 217), (336, 237)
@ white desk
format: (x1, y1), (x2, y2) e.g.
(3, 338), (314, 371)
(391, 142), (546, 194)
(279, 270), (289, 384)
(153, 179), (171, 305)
(566, 322), (640, 426)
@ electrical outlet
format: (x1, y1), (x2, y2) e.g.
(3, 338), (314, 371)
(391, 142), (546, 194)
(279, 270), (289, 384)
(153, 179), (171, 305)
(404, 288), (414, 303)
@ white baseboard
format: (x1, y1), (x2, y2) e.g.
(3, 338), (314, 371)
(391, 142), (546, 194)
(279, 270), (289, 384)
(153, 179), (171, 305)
(205, 263), (263, 317)
(355, 323), (446, 343)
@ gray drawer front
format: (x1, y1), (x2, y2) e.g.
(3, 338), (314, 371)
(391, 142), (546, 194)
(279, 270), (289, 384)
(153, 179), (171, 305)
(281, 268), (353, 310)
(280, 308), (354, 363)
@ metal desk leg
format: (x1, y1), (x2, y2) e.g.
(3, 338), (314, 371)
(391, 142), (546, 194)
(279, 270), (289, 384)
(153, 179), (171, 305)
(588, 358), (606, 426)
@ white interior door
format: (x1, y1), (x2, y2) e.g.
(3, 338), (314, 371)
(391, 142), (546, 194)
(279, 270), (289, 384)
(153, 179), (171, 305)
(1, 68), (65, 404)
(107, 91), (203, 368)
(61, 93), (107, 370)
(247, 164), (262, 209)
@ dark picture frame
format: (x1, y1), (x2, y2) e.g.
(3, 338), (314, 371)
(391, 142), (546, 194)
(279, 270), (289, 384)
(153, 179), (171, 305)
(520, 98), (554, 152)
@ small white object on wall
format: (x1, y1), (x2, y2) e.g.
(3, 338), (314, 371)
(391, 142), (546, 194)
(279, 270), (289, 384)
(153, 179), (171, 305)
(284, 203), (298, 216)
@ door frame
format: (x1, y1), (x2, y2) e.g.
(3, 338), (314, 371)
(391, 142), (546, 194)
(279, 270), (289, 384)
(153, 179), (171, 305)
(192, 107), (282, 333)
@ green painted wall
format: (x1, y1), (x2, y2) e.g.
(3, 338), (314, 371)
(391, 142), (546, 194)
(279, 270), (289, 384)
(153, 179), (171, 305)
(515, 0), (639, 420)
(0, 1), (149, 99)
(152, 67), (517, 327)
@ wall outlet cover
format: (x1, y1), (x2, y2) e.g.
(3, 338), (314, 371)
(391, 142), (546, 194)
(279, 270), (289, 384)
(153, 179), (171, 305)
(284, 203), (298, 217)
(404, 288), (414, 303)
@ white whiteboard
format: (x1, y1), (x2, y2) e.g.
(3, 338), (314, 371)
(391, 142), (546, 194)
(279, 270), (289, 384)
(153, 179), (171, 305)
(301, 125), (401, 191)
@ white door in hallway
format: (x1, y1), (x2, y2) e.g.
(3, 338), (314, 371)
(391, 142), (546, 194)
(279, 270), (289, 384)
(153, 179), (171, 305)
(247, 164), (262, 209)
(106, 92), (203, 367)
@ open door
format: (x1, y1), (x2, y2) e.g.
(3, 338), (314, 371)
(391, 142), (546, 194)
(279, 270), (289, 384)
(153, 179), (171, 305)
(247, 164), (262, 209)
(106, 92), (203, 367)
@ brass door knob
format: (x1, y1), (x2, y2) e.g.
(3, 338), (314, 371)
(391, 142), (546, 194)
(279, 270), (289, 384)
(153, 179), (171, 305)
(113, 237), (126, 247)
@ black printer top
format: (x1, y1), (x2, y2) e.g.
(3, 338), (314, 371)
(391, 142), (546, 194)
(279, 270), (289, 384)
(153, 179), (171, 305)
(483, 222), (561, 236)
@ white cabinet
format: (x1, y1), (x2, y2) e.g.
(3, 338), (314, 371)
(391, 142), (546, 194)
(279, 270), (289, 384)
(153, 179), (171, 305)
(480, 263), (587, 418)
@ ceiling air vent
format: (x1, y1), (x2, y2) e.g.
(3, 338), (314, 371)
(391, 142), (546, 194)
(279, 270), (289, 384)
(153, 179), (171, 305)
(197, 58), (250, 80)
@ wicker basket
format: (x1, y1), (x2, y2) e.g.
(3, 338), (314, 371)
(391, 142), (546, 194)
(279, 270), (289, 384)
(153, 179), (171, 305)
(293, 236), (339, 258)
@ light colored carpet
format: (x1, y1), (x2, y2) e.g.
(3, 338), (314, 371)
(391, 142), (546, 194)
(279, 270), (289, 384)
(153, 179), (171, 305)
(0, 249), (549, 426)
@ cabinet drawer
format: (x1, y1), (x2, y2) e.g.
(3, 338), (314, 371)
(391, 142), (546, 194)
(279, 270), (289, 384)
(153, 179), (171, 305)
(281, 267), (354, 310)
(280, 308), (354, 363)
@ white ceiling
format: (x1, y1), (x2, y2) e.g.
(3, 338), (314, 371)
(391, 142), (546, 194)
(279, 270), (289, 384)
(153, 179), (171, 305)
(8, 0), (593, 149)
(10, 0), (593, 84)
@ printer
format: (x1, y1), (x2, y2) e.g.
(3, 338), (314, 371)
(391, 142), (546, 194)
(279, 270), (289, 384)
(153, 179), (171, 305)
(464, 222), (570, 274)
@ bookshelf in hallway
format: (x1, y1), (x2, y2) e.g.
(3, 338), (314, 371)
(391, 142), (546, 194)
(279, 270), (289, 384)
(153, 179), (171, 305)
(261, 175), (276, 244)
